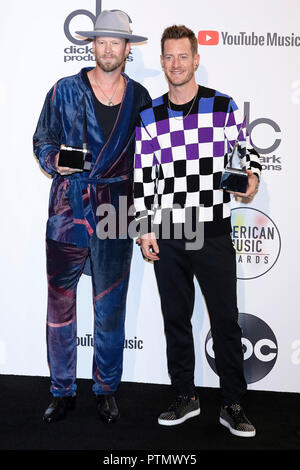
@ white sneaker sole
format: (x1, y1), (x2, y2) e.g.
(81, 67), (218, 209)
(219, 417), (256, 437)
(158, 408), (200, 426)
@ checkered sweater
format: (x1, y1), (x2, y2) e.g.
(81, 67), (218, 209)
(134, 86), (261, 237)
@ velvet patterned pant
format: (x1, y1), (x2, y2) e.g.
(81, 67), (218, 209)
(46, 235), (133, 397)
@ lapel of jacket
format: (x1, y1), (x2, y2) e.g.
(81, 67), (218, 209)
(89, 73), (134, 178)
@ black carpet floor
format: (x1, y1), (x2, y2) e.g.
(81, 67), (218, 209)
(1, 375), (300, 461)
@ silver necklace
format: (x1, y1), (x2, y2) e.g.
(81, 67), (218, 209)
(168, 87), (199, 120)
(93, 71), (121, 106)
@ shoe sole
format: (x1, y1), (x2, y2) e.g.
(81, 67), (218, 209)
(43, 414), (66, 423)
(158, 408), (200, 426)
(219, 417), (256, 437)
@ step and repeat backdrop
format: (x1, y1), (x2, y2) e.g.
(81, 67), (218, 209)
(0, 0), (299, 393)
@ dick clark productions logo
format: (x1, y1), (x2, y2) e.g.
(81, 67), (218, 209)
(205, 313), (278, 384)
(231, 207), (281, 280)
(64, 0), (102, 45)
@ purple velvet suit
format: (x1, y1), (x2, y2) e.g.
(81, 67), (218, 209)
(33, 67), (150, 397)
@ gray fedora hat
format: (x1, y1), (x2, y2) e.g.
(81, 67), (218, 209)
(76, 9), (147, 43)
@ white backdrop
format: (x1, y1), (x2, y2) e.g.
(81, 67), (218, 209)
(1, 0), (299, 393)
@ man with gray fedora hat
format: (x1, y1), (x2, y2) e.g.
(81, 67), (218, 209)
(76, 9), (148, 43)
(33, 9), (150, 424)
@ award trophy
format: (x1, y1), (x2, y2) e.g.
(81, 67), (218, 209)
(219, 123), (248, 194)
(58, 97), (92, 172)
(58, 143), (92, 171)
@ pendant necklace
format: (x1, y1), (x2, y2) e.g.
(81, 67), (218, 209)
(168, 86), (199, 120)
(93, 71), (121, 106)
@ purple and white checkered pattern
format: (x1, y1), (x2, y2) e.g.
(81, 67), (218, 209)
(134, 90), (261, 232)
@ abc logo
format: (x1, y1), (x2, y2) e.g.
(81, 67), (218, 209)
(205, 313), (278, 383)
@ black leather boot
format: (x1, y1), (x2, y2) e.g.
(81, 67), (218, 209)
(43, 395), (76, 423)
(96, 394), (120, 423)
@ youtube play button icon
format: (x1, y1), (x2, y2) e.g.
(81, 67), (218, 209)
(198, 30), (219, 45)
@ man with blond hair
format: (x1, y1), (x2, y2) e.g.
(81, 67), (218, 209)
(34, 10), (150, 424)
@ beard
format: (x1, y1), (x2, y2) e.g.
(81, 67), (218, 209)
(95, 54), (126, 73)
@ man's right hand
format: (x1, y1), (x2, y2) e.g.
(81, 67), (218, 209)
(55, 150), (83, 176)
(140, 232), (160, 261)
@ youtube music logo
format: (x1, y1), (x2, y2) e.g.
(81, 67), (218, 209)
(198, 30), (300, 47)
(198, 30), (219, 45)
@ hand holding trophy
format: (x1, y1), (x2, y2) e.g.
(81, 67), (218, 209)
(220, 118), (258, 198)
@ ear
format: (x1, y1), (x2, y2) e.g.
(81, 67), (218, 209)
(160, 55), (165, 69)
(125, 41), (131, 56)
(194, 53), (200, 69)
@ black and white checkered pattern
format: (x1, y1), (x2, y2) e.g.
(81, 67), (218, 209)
(134, 87), (261, 235)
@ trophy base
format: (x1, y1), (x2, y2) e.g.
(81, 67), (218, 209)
(58, 146), (91, 171)
(220, 168), (248, 193)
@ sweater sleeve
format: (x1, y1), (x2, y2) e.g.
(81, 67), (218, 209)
(33, 84), (63, 176)
(224, 98), (262, 181)
(133, 115), (159, 235)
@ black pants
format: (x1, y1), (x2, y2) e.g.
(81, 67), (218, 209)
(154, 234), (247, 406)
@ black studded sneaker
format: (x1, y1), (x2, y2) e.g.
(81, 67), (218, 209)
(219, 404), (256, 437)
(158, 393), (200, 426)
